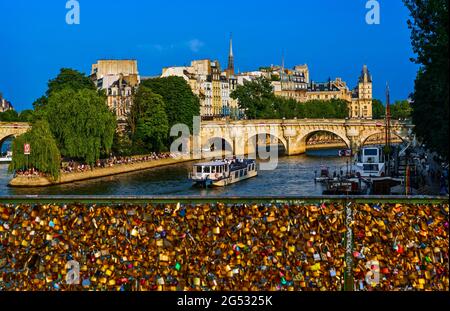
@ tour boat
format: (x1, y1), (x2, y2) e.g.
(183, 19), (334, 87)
(352, 146), (386, 178)
(189, 158), (257, 187)
(0, 151), (12, 164)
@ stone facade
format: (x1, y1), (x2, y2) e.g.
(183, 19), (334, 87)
(240, 64), (373, 119)
(162, 59), (239, 120)
(91, 60), (140, 123)
(0, 94), (13, 113)
(350, 65), (373, 119)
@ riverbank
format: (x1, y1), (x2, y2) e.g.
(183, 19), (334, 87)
(8, 157), (194, 187)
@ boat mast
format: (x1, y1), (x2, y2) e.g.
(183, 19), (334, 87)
(385, 82), (391, 176)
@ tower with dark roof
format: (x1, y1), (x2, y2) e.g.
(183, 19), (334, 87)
(350, 64), (373, 119)
(226, 34), (235, 77)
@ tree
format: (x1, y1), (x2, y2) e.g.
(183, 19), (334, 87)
(33, 68), (96, 110)
(130, 86), (169, 152)
(18, 110), (35, 122)
(32, 96), (48, 111)
(0, 110), (19, 122)
(372, 99), (385, 119)
(112, 131), (133, 156)
(47, 68), (96, 96)
(404, 0), (448, 158)
(390, 100), (412, 120)
(231, 77), (349, 119)
(141, 77), (200, 132)
(40, 88), (116, 165)
(9, 120), (61, 180)
(231, 77), (276, 119)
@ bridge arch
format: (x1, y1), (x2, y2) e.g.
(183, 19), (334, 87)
(0, 122), (30, 151)
(202, 136), (234, 158)
(293, 129), (350, 155)
(360, 131), (405, 147)
(244, 132), (288, 156)
(0, 134), (17, 154)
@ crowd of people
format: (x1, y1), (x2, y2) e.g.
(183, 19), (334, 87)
(12, 168), (45, 177)
(412, 149), (449, 195)
(0, 201), (447, 291)
(15, 153), (178, 176)
(61, 153), (176, 174)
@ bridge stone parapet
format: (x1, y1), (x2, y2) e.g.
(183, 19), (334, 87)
(0, 122), (31, 146)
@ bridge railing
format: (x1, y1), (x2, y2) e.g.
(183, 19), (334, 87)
(0, 194), (447, 205)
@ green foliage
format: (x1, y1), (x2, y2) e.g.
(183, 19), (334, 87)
(18, 110), (35, 122)
(130, 86), (169, 152)
(141, 77), (200, 132)
(231, 77), (349, 119)
(0, 109), (34, 122)
(300, 99), (349, 119)
(372, 99), (385, 119)
(32, 96), (48, 111)
(231, 77), (275, 119)
(8, 120), (61, 180)
(390, 100), (412, 120)
(33, 68), (96, 111)
(40, 88), (116, 165)
(0, 110), (19, 122)
(404, 0), (448, 158)
(270, 75), (281, 82)
(111, 131), (133, 156)
(46, 68), (96, 96)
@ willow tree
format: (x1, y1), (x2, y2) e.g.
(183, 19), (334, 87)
(8, 120), (61, 180)
(40, 88), (117, 165)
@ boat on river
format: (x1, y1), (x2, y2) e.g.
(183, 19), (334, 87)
(352, 146), (386, 178)
(189, 158), (257, 187)
(0, 151), (12, 164)
(314, 165), (332, 183)
(338, 149), (352, 157)
(323, 177), (369, 195)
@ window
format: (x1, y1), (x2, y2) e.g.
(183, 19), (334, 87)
(235, 171), (239, 178)
(203, 166), (210, 173)
(364, 149), (378, 156)
(240, 170), (244, 177)
(363, 164), (379, 172)
(244, 169), (247, 176)
(196, 166), (202, 173)
(211, 166), (216, 173)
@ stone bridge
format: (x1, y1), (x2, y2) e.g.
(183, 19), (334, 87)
(198, 119), (414, 156)
(0, 120), (414, 157)
(0, 122), (31, 147)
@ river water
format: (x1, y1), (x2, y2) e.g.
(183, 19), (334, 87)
(0, 149), (349, 196)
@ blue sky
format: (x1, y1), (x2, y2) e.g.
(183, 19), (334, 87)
(0, 0), (417, 111)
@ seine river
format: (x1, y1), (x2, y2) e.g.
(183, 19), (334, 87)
(0, 149), (349, 196)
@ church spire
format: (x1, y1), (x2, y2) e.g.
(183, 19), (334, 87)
(227, 33), (235, 77)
